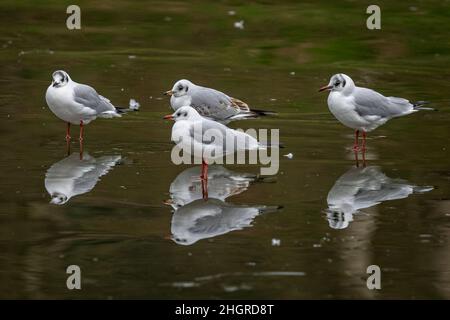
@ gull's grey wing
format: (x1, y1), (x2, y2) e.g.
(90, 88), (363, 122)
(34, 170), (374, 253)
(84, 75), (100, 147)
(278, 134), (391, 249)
(188, 119), (229, 148)
(190, 86), (241, 120)
(353, 87), (413, 118)
(73, 83), (117, 114)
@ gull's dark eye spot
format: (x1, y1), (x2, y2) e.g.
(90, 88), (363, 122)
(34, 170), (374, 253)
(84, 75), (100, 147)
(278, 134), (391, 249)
(176, 112), (181, 116)
(178, 85), (183, 91)
(335, 81), (341, 86)
(183, 112), (187, 117)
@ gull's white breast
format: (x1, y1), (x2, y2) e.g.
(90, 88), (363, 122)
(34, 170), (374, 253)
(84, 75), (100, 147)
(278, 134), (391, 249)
(170, 95), (192, 110)
(328, 92), (368, 130)
(45, 83), (95, 124)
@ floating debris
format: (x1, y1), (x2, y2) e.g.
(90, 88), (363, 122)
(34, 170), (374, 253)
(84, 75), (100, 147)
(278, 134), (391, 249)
(234, 20), (244, 30)
(171, 281), (199, 288)
(129, 98), (140, 110)
(228, 10), (236, 16)
(271, 238), (281, 246)
(128, 55), (136, 59)
(283, 153), (294, 159)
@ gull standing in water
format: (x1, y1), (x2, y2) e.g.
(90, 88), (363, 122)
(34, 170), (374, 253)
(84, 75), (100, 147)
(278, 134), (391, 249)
(164, 106), (263, 182)
(319, 73), (432, 150)
(45, 70), (139, 149)
(164, 79), (275, 123)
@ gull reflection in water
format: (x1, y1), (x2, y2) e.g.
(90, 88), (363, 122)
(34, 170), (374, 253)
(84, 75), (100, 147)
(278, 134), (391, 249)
(45, 152), (122, 205)
(166, 166), (280, 245)
(326, 166), (433, 229)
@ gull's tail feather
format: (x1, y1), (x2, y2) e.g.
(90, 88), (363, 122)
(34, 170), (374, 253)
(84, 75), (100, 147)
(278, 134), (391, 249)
(250, 109), (278, 117)
(226, 113), (259, 121)
(116, 107), (139, 114)
(99, 110), (122, 118)
(413, 186), (434, 193)
(258, 205), (283, 215)
(226, 109), (277, 121)
(413, 101), (435, 111)
(255, 175), (278, 183)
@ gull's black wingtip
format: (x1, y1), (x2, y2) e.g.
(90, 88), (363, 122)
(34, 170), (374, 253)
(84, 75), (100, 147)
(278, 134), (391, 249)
(413, 101), (436, 111)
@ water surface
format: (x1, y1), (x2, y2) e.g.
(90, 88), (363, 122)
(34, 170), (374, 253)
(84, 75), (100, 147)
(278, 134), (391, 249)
(0, 1), (449, 299)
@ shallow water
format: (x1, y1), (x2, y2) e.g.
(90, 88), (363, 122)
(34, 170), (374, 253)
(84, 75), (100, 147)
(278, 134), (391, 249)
(0, 1), (449, 299)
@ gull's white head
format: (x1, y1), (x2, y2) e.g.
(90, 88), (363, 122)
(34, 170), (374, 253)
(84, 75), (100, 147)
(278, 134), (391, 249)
(319, 73), (355, 94)
(164, 106), (202, 122)
(51, 70), (71, 88)
(164, 79), (194, 97)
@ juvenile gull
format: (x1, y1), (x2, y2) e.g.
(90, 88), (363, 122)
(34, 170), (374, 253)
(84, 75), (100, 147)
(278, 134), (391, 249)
(319, 73), (432, 150)
(45, 70), (139, 142)
(164, 79), (275, 123)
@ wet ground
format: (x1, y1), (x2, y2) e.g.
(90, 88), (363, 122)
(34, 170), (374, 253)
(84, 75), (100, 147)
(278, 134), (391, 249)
(0, 1), (449, 299)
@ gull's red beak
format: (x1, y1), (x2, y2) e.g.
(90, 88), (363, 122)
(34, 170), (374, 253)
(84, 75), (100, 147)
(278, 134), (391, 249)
(318, 85), (333, 92)
(163, 114), (174, 120)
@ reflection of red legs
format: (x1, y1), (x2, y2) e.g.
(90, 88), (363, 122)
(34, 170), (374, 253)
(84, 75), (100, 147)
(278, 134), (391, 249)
(353, 130), (360, 151)
(361, 142), (367, 168)
(79, 120), (84, 160)
(354, 145), (367, 168)
(362, 131), (367, 152)
(201, 177), (208, 200)
(66, 139), (71, 156)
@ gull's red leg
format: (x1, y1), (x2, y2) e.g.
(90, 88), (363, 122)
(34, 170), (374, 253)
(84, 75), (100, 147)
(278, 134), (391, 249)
(353, 130), (360, 152)
(200, 159), (208, 181)
(79, 120), (84, 160)
(79, 120), (84, 142)
(65, 122), (71, 141)
(65, 123), (71, 155)
(200, 159), (209, 199)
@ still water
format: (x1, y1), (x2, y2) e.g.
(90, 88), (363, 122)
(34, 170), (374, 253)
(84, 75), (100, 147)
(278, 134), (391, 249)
(0, 1), (449, 299)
